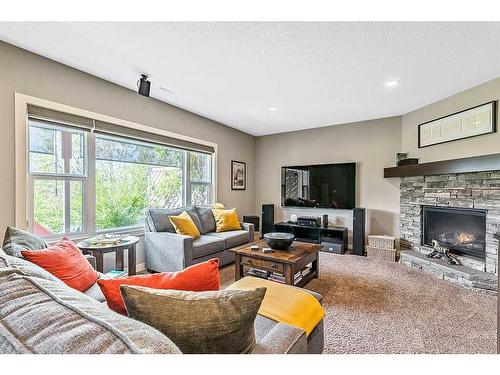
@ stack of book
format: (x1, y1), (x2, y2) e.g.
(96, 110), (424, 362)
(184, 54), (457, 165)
(301, 266), (311, 277)
(268, 273), (286, 283)
(293, 271), (303, 285)
(246, 263), (314, 285)
(247, 268), (270, 279)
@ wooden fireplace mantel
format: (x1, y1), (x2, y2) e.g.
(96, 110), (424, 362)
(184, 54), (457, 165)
(384, 153), (500, 178)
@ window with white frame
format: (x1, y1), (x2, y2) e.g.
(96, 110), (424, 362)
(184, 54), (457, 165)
(27, 116), (214, 238)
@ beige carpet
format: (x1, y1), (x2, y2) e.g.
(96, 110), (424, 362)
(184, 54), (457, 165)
(219, 252), (497, 354)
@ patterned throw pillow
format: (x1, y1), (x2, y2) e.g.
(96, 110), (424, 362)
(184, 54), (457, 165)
(121, 286), (266, 354)
(2, 226), (47, 258)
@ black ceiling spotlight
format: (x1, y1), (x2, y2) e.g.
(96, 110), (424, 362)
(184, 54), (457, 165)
(137, 74), (151, 97)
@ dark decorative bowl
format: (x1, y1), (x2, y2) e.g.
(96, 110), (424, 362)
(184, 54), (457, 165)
(263, 232), (295, 250)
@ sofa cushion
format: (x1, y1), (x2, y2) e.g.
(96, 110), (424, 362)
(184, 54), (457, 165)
(192, 235), (225, 259)
(0, 270), (180, 354)
(195, 206), (217, 234)
(121, 285), (266, 354)
(212, 208), (241, 232)
(2, 226), (47, 258)
(82, 275), (109, 302)
(169, 211), (201, 239)
(147, 206), (202, 233)
(97, 259), (220, 315)
(0, 249), (63, 284)
(21, 238), (99, 292)
(206, 230), (250, 249)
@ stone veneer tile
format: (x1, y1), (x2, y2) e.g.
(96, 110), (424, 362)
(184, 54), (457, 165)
(400, 171), (500, 285)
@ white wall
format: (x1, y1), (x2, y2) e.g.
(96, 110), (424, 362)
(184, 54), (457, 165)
(255, 117), (402, 244)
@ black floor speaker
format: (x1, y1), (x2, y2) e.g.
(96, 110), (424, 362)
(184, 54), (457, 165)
(243, 215), (260, 232)
(261, 204), (275, 238)
(352, 207), (366, 256)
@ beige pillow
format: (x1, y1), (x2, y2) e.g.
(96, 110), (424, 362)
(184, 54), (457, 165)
(120, 285), (266, 354)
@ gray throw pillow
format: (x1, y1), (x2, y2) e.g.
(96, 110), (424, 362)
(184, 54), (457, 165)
(2, 226), (47, 258)
(121, 285), (266, 354)
(195, 206), (217, 234)
(147, 206), (202, 233)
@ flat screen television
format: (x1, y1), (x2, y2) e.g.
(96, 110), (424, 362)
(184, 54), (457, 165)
(281, 163), (356, 209)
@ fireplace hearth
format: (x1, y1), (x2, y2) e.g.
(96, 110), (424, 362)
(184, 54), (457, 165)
(422, 206), (486, 260)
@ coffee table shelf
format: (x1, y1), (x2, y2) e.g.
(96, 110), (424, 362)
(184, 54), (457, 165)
(230, 239), (320, 287)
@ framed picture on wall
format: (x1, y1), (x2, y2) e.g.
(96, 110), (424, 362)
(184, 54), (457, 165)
(418, 101), (497, 148)
(231, 160), (246, 190)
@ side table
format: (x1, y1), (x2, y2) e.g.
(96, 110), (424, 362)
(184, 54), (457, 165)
(77, 236), (139, 276)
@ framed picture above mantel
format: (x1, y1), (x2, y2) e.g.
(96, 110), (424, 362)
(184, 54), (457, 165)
(418, 101), (497, 148)
(231, 160), (246, 190)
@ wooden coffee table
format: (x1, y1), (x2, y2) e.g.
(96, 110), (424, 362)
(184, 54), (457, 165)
(230, 239), (320, 287)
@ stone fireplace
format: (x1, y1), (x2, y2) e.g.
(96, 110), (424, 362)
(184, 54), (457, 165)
(399, 171), (499, 293)
(422, 206), (486, 260)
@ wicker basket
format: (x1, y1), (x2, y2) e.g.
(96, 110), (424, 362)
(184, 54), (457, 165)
(368, 235), (396, 249)
(366, 246), (397, 262)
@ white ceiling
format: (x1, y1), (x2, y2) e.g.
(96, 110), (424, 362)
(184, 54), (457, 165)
(1, 22), (500, 136)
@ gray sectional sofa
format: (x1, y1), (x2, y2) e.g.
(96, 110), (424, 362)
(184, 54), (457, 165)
(145, 205), (254, 272)
(0, 247), (324, 354)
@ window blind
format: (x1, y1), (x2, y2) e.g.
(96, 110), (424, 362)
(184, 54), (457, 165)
(27, 105), (215, 154)
(93, 120), (215, 154)
(27, 105), (94, 131)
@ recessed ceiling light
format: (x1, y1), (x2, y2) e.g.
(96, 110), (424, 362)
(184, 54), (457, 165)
(268, 107), (277, 111)
(384, 80), (400, 87)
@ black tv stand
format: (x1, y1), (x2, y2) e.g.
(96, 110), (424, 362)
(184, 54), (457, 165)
(274, 222), (348, 254)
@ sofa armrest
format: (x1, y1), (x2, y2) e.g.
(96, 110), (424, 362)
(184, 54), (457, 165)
(240, 222), (254, 242)
(84, 254), (97, 270)
(145, 231), (194, 272)
(251, 323), (307, 354)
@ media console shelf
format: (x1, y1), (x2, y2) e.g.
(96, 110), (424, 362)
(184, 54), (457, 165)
(274, 222), (348, 254)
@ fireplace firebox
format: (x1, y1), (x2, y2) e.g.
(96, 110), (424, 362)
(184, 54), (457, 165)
(422, 206), (486, 260)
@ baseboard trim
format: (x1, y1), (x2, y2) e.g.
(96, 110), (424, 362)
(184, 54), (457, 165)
(136, 263), (146, 273)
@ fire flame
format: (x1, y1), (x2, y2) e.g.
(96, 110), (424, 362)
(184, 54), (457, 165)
(457, 233), (474, 243)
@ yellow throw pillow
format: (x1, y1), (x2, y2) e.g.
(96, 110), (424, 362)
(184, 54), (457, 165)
(211, 203), (226, 210)
(211, 208), (241, 233)
(169, 211), (201, 239)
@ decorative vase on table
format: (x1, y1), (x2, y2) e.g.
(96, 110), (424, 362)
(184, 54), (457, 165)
(263, 232), (294, 250)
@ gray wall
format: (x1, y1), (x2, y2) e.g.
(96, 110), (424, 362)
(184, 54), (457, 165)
(0, 41), (256, 268)
(255, 117), (402, 243)
(402, 77), (500, 162)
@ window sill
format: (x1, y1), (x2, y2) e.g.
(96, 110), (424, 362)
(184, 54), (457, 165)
(45, 227), (146, 245)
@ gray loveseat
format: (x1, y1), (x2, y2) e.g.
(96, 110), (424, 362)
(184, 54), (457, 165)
(145, 205), (254, 272)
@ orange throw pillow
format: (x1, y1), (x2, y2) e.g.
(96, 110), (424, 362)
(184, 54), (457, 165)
(97, 258), (220, 315)
(21, 237), (99, 292)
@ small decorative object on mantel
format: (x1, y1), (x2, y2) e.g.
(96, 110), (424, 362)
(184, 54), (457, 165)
(418, 101), (497, 148)
(366, 235), (397, 262)
(397, 157), (419, 167)
(231, 160), (246, 190)
(426, 239), (459, 265)
(396, 152), (407, 165)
